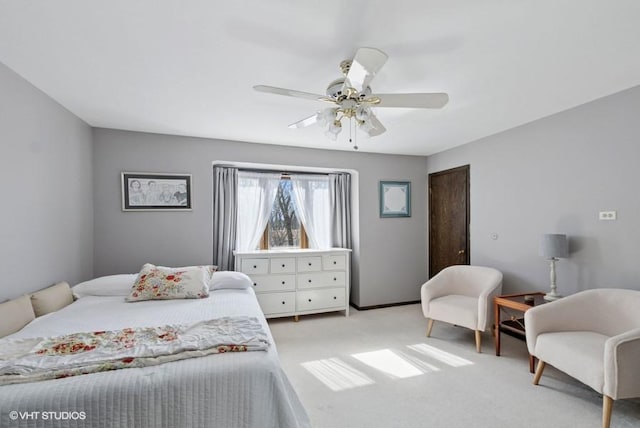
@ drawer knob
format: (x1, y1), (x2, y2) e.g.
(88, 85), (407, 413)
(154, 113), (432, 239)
(282, 301), (286, 305)
(308, 298), (312, 302)
(253, 265), (257, 269)
(333, 296), (337, 300)
(253, 283), (257, 286)
(281, 264), (285, 267)
(333, 277), (337, 281)
(308, 279), (312, 283)
(308, 262), (312, 266)
(281, 281), (285, 285)
(333, 261), (337, 265)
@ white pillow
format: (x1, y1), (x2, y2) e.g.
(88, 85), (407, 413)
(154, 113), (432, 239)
(126, 264), (209, 302)
(210, 271), (253, 290)
(72, 274), (138, 298)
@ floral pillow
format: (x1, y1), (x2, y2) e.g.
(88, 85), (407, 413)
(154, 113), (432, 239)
(126, 264), (209, 302)
(156, 264), (218, 280)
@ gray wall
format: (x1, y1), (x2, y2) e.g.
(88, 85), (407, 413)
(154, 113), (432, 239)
(0, 62), (93, 302)
(426, 85), (640, 295)
(93, 129), (429, 307)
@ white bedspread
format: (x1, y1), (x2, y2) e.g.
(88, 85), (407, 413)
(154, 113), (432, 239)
(0, 289), (310, 428)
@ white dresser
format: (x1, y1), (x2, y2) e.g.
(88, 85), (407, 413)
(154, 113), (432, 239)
(234, 248), (351, 320)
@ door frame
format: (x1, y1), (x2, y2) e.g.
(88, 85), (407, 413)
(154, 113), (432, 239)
(428, 165), (470, 277)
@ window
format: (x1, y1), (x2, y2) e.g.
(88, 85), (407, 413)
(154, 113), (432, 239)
(260, 178), (309, 249)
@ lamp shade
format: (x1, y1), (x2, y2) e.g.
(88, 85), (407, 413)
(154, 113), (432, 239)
(539, 234), (568, 258)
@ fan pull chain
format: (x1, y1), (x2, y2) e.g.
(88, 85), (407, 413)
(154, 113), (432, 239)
(350, 117), (358, 150)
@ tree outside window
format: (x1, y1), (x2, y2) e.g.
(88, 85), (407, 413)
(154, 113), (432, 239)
(260, 179), (308, 249)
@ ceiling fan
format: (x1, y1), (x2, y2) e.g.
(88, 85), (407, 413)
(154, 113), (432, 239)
(254, 47), (449, 149)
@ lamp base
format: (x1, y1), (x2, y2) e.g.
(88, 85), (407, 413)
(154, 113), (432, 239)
(544, 291), (562, 302)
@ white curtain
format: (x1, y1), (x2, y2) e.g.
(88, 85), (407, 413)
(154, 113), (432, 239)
(236, 171), (281, 252)
(290, 174), (331, 249)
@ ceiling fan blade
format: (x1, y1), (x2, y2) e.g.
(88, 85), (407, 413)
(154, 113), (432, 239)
(253, 85), (325, 101)
(365, 113), (386, 137)
(288, 114), (318, 129)
(373, 93), (449, 108)
(345, 47), (388, 93)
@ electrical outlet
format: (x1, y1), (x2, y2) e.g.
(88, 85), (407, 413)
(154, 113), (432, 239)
(599, 211), (617, 221)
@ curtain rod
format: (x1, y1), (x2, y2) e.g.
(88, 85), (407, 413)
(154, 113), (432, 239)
(215, 165), (349, 176)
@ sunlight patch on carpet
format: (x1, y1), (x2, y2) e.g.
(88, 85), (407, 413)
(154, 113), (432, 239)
(301, 358), (375, 391)
(351, 349), (424, 379)
(394, 350), (441, 373)
(407, 343), (474, 367)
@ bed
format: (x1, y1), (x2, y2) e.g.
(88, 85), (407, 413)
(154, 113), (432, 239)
(0, 275), (310, 428)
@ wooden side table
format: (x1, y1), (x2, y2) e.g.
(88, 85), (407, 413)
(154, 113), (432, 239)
(494, 292), (546, 373)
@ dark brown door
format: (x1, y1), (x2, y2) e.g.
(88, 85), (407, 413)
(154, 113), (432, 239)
(429, 165), (470, 277)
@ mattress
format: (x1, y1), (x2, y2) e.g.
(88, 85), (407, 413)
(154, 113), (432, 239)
(0, 288), (310, 428)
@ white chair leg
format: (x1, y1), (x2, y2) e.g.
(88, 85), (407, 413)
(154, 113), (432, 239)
(533, 360), (546, 385)
(475, 330), (482, 353)
(602, 395), (613, 428)
(426, 319), (434, 337)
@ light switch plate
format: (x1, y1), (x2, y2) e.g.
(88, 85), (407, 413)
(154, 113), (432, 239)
(599, 211), (617, 220)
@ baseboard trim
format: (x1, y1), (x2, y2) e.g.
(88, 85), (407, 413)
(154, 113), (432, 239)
(351, 300), (420, 311)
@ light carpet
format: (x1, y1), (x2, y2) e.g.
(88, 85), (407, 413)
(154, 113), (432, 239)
(269, 303), (640, 428)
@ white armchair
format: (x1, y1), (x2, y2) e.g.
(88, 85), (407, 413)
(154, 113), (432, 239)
(525, 288), (640, 428)
(420, 265), (503, 352)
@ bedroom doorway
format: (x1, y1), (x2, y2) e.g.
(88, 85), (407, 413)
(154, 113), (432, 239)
(428, 165), (470, 278)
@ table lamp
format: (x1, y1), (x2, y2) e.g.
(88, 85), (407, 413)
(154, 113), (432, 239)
(539, 234), (568, 301)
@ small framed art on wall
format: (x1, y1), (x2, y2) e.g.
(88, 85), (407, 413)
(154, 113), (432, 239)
(379, 181), (411, 218)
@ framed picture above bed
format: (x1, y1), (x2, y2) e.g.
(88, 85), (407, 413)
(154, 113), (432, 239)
(379, 180), (411, 218)
(121, 172), (192, 211)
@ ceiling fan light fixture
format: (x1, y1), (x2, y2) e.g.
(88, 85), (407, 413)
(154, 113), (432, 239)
(325, 119), (342, 140)
(316, 108), (337, 127)
(355, 105), (371, 122)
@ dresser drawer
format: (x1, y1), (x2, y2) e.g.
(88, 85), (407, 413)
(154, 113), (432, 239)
(297, 272), (346, 289)
(250, 274), (295, 292)
(240, 258), (269, 275)
(326, 271), (346, 287)
(270, 258), (296, 274)
(296, 288), (346, 312)
(256, 292), (296, 315)
(323, 254), (346, 270)
(297, 256), (322, 272)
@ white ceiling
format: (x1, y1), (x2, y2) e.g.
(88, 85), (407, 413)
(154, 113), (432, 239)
(1, 1), (639, 156)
